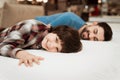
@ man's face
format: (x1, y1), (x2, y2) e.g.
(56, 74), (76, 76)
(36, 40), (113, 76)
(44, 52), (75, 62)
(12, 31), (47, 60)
(80, 25), (104, 41)
(41, 33), (62, 52)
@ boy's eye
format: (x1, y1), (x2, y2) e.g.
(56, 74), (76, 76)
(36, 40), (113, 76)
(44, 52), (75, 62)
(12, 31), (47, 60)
(56, 37), (58, 42)
(94, 29), (98, 34)
(56, 37), (59, 52)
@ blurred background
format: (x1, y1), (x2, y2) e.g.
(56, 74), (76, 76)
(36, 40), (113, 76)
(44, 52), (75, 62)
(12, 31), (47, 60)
(0, 0), (120, 28)
(16, 0), (120, 21)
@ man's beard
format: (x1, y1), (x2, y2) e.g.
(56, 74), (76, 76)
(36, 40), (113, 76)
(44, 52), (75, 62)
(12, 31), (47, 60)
(80, 27), (89, 40)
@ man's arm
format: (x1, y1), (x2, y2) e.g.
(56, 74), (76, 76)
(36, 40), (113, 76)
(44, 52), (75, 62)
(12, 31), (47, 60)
(35, 12), (63, 24)
(35, 12), (86, 30)
(50, 12), (86, 29)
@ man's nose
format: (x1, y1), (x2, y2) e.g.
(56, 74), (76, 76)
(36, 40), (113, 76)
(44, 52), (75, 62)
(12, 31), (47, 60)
(89, 33), (95, 39)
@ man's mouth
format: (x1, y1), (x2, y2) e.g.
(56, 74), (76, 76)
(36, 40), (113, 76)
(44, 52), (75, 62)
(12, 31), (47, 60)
(81, 31), (89, 40)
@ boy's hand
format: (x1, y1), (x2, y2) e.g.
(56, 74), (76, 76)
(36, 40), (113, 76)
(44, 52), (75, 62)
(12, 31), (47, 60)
(16, 50), (44, 67)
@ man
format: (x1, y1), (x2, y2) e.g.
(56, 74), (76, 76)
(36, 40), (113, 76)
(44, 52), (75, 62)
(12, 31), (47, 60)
(35, 12), (113, 41)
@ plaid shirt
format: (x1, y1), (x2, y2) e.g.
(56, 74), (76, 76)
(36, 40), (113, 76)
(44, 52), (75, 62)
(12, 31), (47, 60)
(0, 19), (49, 58)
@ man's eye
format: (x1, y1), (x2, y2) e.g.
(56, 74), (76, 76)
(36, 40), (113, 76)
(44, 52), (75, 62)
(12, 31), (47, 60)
(56, 47), (58, 52)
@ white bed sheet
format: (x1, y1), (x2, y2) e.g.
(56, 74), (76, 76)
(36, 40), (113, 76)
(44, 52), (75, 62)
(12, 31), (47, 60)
(89, 16), (120, 23)
(0, 23), (120, 80)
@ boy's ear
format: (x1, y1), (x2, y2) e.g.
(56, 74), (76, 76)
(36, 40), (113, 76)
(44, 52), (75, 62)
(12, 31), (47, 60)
(92, 21), (98, 25)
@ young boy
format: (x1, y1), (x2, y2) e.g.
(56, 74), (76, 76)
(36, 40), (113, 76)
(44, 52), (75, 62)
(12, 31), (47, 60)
(0, 19), (82, 67)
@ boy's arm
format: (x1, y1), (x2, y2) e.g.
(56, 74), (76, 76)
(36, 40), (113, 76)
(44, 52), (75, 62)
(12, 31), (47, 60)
(0, 33), (24, 58)
(0, 20), (44, 67)
(0, 20), (31, 58)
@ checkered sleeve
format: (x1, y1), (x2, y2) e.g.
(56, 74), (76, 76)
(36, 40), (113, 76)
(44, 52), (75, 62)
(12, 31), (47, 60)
(0, 21), (29, 58)
(0, 30), (24, 58)
(0, 20), (47, 58)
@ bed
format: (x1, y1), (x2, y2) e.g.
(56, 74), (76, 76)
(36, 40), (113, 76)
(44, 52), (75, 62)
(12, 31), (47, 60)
(0, 22), (120, 80)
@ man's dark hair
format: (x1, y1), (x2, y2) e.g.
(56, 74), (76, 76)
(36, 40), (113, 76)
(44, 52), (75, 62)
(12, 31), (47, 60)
(97, 22), (113, 41)
(51, 25), (82, 53)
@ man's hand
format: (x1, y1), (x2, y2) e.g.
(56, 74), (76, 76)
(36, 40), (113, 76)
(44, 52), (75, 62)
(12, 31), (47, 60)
(16, 50), (44, 67)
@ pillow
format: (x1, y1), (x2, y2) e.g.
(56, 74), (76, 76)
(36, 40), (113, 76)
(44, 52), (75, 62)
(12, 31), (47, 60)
(1, 2), (44, 28)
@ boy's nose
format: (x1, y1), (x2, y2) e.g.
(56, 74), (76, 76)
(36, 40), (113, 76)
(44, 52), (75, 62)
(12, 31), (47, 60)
(47, 41), (55, 48)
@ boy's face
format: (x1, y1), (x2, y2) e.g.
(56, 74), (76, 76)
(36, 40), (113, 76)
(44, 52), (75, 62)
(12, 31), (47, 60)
(41, 33), (62, 52)
(80, 25), (104, 41)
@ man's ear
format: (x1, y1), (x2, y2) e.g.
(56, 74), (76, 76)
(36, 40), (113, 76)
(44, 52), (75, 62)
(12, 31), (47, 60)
(92, 21), (98, 25)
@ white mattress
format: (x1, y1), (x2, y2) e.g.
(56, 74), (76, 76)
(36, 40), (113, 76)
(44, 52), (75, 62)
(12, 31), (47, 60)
(0, 23), (120, 80)
(89, 16), (120, 23)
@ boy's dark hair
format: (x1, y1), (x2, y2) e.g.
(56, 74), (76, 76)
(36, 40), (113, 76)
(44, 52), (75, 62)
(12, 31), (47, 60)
(51, 25), (82, 53)
(97, 22), (113, 41)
